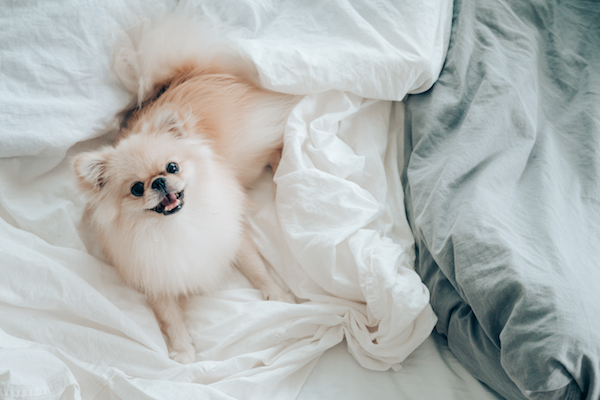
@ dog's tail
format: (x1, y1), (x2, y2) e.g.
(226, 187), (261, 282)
(112, 14), (257, 107)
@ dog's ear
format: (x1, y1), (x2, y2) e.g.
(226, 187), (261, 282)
(73, 149), (111, 193)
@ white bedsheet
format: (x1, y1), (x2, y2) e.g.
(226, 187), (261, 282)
(299, 333), (503, 400)
(0, 1), (453, 399)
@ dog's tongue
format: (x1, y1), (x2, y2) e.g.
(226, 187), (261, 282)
(161, 192), (178, 207)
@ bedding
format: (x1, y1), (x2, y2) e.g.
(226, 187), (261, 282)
(403, 0), (600, 398)
(0, 1), (468, 399)
(298, 332), (503, 400)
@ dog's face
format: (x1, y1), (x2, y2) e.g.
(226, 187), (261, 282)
(73, 108), (204, 221)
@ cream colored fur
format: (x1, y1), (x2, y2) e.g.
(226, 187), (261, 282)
(73, 16), (298, 364)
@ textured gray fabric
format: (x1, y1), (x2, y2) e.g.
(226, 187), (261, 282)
(403, 0), (600, 399)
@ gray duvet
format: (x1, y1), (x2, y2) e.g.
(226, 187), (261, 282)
(403, 0), (600, 398)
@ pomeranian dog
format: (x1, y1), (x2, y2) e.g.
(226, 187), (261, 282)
(73, 16), (298, 364)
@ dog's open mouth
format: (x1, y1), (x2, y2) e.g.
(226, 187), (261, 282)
(151, 191), (184, 215)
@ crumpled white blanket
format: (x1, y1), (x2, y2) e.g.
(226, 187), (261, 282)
(0, 1), (452, 399)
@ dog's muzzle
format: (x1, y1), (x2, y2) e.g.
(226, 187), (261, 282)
(149, 178), (184, 215)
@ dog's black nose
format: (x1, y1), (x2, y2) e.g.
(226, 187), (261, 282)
(152, 177), (167, 192)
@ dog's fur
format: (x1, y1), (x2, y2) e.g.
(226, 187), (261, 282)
(73, 17), (297, 364)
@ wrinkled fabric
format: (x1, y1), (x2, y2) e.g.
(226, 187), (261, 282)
(0, 0), (451, 399)
(404, 0), (600, 398)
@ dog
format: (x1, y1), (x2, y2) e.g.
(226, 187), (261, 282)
(73, 16), (298, 364)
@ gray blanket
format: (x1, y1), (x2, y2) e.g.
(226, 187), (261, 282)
(403, 0), (600, 398)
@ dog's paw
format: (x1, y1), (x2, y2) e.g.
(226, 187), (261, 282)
(169, 344), (196, 364)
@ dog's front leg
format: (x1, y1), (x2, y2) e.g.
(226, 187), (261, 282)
(236, 230), (296, 304)
(148, 295), (195, 364)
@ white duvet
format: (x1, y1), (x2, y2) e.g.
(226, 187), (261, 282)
(0, 1), (452, 399)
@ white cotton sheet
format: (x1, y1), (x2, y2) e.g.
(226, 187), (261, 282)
(298, 334), (504, 400)
(0, 1), (455, 399)
(193, 0), (451, 99)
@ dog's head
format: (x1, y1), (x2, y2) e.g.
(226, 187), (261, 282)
(73, 107), (204, 220)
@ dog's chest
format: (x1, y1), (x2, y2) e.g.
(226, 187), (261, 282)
(108, 213), (241, 297)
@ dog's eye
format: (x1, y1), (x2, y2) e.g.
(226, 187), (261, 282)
(131, 181), (145, 197)
(166, 162), (179, 174)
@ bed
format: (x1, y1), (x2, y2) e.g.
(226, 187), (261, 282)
(1, 0), (598, 399)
